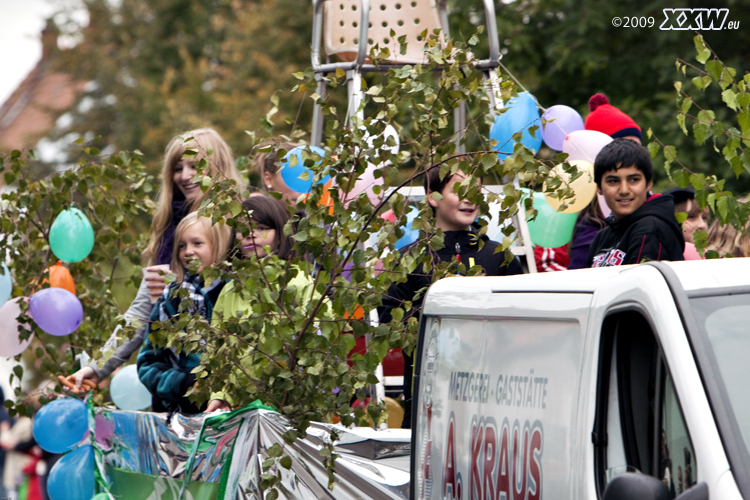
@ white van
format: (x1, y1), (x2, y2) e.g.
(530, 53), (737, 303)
(410, 259), (750, 500)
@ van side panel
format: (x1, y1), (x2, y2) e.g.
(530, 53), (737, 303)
(414, 314), (585, 500)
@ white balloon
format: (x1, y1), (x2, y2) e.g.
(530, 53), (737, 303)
(359, 122), (400, 157)
(110, 364), (152, 411)
(562, 130), (613, 164)
(0, 297), (33, 357)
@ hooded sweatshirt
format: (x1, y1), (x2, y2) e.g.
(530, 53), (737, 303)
(587, 194), (685, 267)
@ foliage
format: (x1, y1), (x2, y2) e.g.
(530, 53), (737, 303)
(0, 145), (154, 415)
(649, 35), (750, 255)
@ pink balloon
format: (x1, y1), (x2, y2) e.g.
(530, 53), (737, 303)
(597, 192), (612, 219)
(0, 297), (34, 357)
(337, 163), (384, 207)
(562, 130), (613, 163)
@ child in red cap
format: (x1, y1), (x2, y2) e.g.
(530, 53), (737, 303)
(585, 93), (642, 143)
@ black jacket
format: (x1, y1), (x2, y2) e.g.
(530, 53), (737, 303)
(378, 230), (524, 324)
(587, 194), (685, 267)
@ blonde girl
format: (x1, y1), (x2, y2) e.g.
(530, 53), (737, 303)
(137, 212), (232, 413)
(69, 128), (245, 390)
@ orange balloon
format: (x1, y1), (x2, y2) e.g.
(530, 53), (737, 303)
(44, 262), (76, 295)
(318, 179), (335, 216)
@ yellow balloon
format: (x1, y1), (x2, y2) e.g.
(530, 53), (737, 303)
(544, 160), (597, 214)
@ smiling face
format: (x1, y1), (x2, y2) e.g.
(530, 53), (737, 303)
(178, 222), (214, 272)
(680, 199), (709, 243)
(598, 165), (653, 221)
(238, 220), (278, 259)
(173, 159), (201, 201)
(428, 173), (480, 231)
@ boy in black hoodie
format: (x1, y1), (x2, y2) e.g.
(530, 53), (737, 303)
(587, 139), (685, 267)
(378, 167), (523, 427)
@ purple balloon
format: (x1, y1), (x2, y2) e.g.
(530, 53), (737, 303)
(541, 105), (585, 151)
(29, 288), (83, 336)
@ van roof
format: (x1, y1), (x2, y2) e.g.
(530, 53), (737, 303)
(425, 258), (750, 299)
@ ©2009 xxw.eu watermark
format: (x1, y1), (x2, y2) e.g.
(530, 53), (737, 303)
(611, 9), (739, 30)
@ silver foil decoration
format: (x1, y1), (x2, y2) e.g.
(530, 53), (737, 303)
(93, 407), (411, 499)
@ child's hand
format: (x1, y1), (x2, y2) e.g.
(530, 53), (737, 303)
(206, 399), (231, 412)
(144, 265), (171, 303)
(60, 366), (99, 394)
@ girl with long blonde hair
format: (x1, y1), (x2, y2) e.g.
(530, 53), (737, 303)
(68, 128), (246, 390)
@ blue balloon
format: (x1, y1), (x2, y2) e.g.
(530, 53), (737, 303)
(33, 398), (89, 453)
(47, 445), (95, 500)
(0, 263), (10, 306)
(280, 146), (330, 194)
(396, 206), (419, 250)
(490, 92), (542, 159)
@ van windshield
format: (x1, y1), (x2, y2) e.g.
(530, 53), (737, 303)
(690, 293), (750, 456)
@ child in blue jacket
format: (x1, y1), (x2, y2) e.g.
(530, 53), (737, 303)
(137, 212), (231, 413)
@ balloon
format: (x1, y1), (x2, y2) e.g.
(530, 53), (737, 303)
(110, 364), (152, 411)
(544, 160), (597, 214)
(562, 130), (613, 163)
(396, 206), (419, 250)
(29, 288), (83, 336)
(490, 92), (542, 159)
(525, 192), (577, 248)
(280, 146), (330, 194)
(360, 122), (400, 157)
(33, 398), (89, 453)
(91, 495), (110, 500)
(0, 263), (10, 306)
(47, 445), (95, 500)
(49, 207), (95, 263)
(597, 192), (612, 218)
(43, 262), (76, 295)
(0, 298), (33, 357)
(339, 163), (384, 207)
(541, 105), (585, 151)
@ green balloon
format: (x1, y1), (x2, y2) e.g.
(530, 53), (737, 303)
(526, 192), (577, 248)
(91, 494), (110, 500)
(49, 207), (95, 262)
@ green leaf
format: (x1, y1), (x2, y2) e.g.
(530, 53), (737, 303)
(722, 89), (739, 110)
(647, 142), (660, 158)
(268, 443), (283, 458)
(279, 456), (292, 469)
(706, 60), (723, 82)
(229, 200), (243, 217)
(738, 110), (750, 133)
(693, 123), (709, 145)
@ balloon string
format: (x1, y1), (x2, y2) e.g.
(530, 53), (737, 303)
(497, 61), (548, 114)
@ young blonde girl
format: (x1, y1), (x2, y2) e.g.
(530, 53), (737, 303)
(69, 128), (245, 390)
(137, 212), (232, 414)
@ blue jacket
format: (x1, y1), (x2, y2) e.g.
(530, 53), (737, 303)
(137, 273), (225, 413)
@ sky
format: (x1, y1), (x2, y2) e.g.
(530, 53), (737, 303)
(0, 0), (60, 106)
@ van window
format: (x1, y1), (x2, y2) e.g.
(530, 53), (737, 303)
(593, 311), (697, 498)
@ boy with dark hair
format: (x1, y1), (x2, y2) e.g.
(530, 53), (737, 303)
(587, 139), (684, 267)
(379, 166), (523, 427)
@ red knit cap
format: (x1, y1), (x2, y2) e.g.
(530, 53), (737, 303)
(584, 93), (642, 141)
